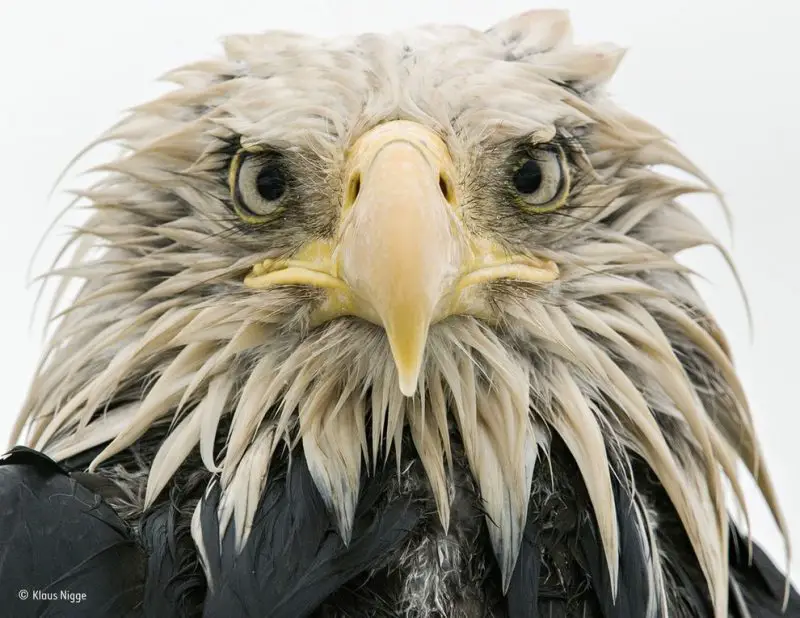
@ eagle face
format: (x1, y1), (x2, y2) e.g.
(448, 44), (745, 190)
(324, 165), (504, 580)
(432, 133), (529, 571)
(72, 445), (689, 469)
(14, 9), (788, 616)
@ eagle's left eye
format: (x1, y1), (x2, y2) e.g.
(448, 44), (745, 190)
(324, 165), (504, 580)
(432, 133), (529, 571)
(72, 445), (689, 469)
(511, 145), (569, 212)
(230, 150), (290, 222)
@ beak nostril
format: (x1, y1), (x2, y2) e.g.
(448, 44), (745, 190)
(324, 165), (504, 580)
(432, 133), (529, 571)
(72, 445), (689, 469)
(347, 172), (362, 206)
(439, 172), (453, 204)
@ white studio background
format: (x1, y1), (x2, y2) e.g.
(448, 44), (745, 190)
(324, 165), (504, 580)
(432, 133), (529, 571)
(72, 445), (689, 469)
(0, 0), (798, 582)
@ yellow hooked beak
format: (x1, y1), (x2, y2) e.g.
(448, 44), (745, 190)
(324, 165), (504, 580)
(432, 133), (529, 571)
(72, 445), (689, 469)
(245, 120), (559, 396)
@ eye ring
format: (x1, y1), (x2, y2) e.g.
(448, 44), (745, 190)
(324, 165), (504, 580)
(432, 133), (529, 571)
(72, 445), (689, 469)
(228, 148), (290, 223)
(511, 144), (570, 213)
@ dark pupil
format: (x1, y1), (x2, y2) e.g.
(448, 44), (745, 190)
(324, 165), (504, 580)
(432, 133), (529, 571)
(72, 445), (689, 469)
(256, 164), (287, 201)
(512, 159), (542, 194)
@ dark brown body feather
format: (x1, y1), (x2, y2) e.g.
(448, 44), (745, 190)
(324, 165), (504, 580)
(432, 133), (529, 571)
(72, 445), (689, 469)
(2, 417), (794, 618)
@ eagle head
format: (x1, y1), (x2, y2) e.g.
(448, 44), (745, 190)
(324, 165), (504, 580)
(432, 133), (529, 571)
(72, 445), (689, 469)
(13, 10), (788, 616)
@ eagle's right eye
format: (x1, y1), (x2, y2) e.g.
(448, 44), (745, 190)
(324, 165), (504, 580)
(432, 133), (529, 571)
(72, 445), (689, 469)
(230, 150), (290, 222)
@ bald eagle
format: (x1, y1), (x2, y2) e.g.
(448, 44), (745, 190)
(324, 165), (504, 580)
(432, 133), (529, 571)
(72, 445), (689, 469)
(1, 9), (797, 618)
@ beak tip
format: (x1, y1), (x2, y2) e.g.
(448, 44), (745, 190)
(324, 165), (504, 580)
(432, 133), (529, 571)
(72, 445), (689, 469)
(398, 374), (419, 397)
(386, 323), (428, 399)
